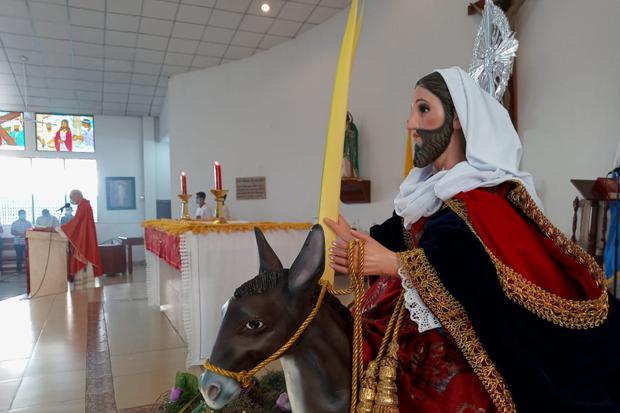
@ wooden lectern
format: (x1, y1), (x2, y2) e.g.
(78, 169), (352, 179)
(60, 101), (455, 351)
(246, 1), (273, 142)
(25, 229), (68, 298)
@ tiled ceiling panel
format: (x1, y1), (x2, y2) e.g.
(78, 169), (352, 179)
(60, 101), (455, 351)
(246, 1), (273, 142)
(0, 0), (349, 116)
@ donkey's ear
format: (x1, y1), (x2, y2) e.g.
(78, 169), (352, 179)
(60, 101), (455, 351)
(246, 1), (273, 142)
(255, 227), (283, 273)
(288, 225), (325, 294)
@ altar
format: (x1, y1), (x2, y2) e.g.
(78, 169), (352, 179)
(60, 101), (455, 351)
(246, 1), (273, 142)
(143, 220), (312, 366)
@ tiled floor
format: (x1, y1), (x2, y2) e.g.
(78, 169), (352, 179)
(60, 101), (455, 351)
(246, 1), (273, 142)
(0, 271), (27, 302)
(0, 265), (188, 412)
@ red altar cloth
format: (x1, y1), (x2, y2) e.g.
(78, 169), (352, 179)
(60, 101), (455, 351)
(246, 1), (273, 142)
(145, 227), (181, 270)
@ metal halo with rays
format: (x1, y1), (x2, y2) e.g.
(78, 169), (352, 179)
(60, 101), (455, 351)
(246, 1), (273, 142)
(468, 0), (518, 101)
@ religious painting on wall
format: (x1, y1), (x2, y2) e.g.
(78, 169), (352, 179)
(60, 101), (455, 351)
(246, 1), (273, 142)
(106, 177), (136, 210)
(0, 111), (25, 151)
(35, 113), (95, 153)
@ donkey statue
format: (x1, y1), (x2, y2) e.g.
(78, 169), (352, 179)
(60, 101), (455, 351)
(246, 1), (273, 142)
(200, 225), (353, 413)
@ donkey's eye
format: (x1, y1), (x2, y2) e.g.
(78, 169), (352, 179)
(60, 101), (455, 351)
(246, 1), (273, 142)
(245, 320), (264, 330)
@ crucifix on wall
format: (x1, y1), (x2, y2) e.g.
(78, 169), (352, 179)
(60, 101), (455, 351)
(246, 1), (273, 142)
(468, 0), (526, 130)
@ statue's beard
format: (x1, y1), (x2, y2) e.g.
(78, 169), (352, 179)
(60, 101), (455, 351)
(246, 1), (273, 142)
(413, 118), (453, 168)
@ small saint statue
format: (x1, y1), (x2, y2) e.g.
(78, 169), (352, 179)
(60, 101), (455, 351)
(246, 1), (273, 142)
(342, 111), (359, 179)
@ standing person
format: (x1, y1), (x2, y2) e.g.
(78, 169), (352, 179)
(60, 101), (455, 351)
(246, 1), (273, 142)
(195, 191), (213, 220)
(9, 119), (24, 147)
(11, 210), (32, 274)
(326, 67), (620, 412)
(54, 119), (72, 152)
(38, 116), (54, 149)
(60, 206), (74, 225)
(35, 209), (59, 228)
(80, 117), (94, 148)
(60, 190), (102, 286)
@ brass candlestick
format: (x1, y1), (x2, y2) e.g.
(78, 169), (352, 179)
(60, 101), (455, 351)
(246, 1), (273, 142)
(178, 194), (192, 220)
(210, 189), (228, 224)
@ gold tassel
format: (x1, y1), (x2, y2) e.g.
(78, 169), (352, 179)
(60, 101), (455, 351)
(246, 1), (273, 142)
(371, 342), (400, 413)
(356, 360), (379, 412)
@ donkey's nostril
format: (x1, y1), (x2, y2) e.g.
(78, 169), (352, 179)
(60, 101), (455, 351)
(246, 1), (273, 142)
(207, 383), (221, 401)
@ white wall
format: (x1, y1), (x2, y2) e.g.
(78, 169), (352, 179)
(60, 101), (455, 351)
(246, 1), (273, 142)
(0, 115), (149, 261)
(168, 0), (620, 233)
(168, 0), (476, 228)
(518, 0), (620, 233)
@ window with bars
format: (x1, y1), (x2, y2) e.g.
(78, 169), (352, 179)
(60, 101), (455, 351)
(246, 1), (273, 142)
(0, 158), (97, 226)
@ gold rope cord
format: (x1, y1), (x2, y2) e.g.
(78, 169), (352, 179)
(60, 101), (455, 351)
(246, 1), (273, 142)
(142, 220), (312, 236)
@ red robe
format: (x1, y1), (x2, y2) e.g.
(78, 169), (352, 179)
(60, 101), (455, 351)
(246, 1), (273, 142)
(61, 199), (103, 279)
(54, 129), (72, 152)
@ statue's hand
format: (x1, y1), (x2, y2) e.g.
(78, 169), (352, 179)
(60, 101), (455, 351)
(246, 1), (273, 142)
(323, 214), (354, 242)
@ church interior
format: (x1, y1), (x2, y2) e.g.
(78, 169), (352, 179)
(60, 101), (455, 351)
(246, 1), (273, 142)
(0, 0), (619, 412)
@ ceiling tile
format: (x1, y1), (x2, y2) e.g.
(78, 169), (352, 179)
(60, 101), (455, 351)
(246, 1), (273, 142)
(33, 21), (70, 39)
(127, 102), (150, 111)
(1, 0), (29, 18)
(68, 0), (106, 11)
(216, 0), (251, 13)
(104, 59), (133, 72)
(208, 9), (243, 29)
(105, 30), (137, 47)
(27, 96), (49, 106)
(17, 75), (48, 88)
(135, 48), (165, 63)
(268, 19), (302, 37)
(134, 61), (162, 75)
(74, 56), (104, 70)
(105, 45), (136, 60)
(128, 94), (152, 103)
(176, 5), (212, 24)
(196, 41), (227, 57)
(238, 14), (273, 33)
(279, 2), (315, 21)
(104, 71), (132, 83)
(164, 52), (193, 66)
(320, 0), (350, 7)
(45, 67), (73, 79)
(69, 8), (105, 28)
(167, 38), (198, 54)
(298, 23), (316, 35)
(308, 6), (339, 24)
(171, 22), (204, 40)
(295, 0), (321, 4)
(1, 34), (37, 51)
(106, 13), (141, 32)
(107, 0), (143, 15)
(26, 66), (48, 77)
(0, 17), (34, 36)
(156, 84), (166, 94)
(181, 0), (215, 6)
(72, 69), (101, 81)
(201, 26), (235, 44)
(258, 34), (287, 49)
(30, 2), (68, 23)
(29, 87), (50, 97)
(71, 27), (104, 44)
(104, 93), (128, 103)
(247, 0), (284, 16)
(131, 74), (158, 86)
(191, 55), (219, 68)
(74, 42), (104, 58)
(137, 34), (168, 50)
(38, 39), (73, 57)
(230, 31), (262, 48)
(224, 45), (253, 60)
(161, 64), (187, 76)
(140, 18), (174, 37)
(104, 82), (130, 93)
(142, 0), (178, 20)
(74, 80), (103, 91)
(75, 90), (101, 100)
(0, 74), (16, 85)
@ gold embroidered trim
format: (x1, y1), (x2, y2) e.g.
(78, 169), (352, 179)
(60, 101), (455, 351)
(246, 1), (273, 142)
(398, 250), (516, 413)
(142, 220), (312, 236)
(445, 185), (608, 330)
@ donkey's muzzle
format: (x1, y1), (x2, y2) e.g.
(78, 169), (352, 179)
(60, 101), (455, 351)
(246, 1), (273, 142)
(199, 370), (240, 410)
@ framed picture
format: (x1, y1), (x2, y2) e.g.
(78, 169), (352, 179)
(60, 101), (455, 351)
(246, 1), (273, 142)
(35, 113), (95, 153)
(106, 177), (136, 210)
(0, 111), (25, 151)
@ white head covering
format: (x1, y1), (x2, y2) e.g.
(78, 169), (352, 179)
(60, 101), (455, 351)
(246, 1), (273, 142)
(394, 66), (542, 228)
